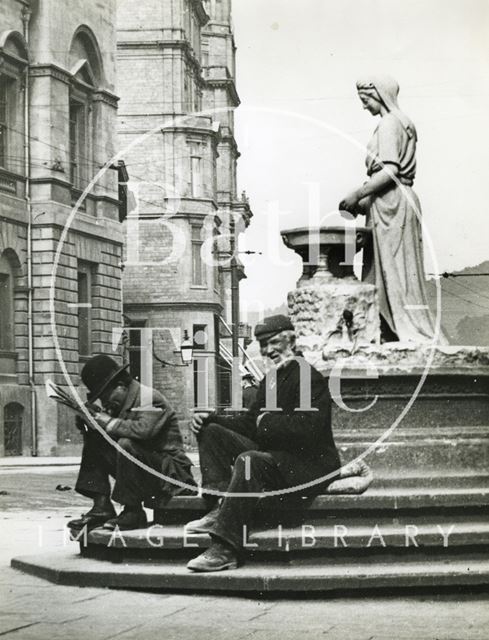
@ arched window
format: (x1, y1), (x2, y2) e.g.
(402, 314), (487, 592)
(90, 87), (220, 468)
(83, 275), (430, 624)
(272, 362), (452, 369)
(0, 252), (14, 352)
(0, 31), (28, 179)
(4, 402), (23, 456)
(68, 28), (103, 193)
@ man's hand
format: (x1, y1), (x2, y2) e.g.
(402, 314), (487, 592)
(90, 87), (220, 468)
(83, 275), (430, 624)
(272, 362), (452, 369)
(75, 415), (88, 433)
(93, 411), (115, 430)
(190, 412), (211, 436)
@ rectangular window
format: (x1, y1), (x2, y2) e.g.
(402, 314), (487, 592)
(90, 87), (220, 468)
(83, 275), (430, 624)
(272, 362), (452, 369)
(193, 356), (209, 408)
(202, 45), (209, 68)
(0, 272), (13, 351)
(190, 156), (202, 197)
(0, 79), (8, 169)
(69, 101), (86, 189)
(191, 225), (206, 286)
(77, 262), (93, 357)
(215, 0), (224, 20)
(184, 74), (190, 111)
(128, 320), (146, 381)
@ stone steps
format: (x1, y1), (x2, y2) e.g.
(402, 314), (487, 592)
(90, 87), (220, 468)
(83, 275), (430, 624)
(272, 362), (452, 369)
(336, 438), (489, 474)
(154, 488), (489, 514)
(376, 473), (489, 489)
(12, 551), (489, 593)
(150, 488), (489, 525)
(83, 519), (489, 554)
(335, 425), (489, 439)
(12, 482), (489, 593)
(189, 469), (489, 490)
(82, 487), (489, 557)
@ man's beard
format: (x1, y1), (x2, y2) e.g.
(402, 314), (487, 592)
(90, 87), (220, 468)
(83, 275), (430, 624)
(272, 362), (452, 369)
(262, 348), (295, 371)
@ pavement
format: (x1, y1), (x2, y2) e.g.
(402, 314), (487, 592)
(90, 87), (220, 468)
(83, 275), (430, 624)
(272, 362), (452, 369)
(0, 456), (81, 467)
(1, 464), (489, 640)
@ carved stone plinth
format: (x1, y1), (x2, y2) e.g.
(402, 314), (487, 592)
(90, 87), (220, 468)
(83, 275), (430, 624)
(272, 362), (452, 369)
(318, 343), (489, 375)
(288, 281), (379, 354)
(281, 225), (380, 356)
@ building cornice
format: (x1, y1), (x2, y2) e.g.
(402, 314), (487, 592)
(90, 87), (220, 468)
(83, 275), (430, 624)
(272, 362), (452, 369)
(205, 79), (240, 107)
(29, 63), (72, 85)
(30, 64), (118, 99)
(30, 175), (72, 189)
(218, 131), (240, 154)
(231, 200), (254, 228)
(32, 217), (123, 246)
(124, 301), (223, 312)
(92, 89), (119, 108)
(203, 66), (240, 106)
(0, 214), (27, 227)
(160, 120), (221, 143)
(30, 177), (121, 213)
(132, 206), (221, 223)
(117, 38), (204, 78)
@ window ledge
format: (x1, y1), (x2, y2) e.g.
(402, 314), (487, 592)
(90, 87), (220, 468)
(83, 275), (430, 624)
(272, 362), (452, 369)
(190, 285), (208, 290)
(0, 350), (18, 359)
(0, 167), (24, 195)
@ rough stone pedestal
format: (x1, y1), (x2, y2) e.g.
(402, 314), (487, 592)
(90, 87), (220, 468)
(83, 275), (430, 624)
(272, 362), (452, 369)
(281, 226), (380, 354)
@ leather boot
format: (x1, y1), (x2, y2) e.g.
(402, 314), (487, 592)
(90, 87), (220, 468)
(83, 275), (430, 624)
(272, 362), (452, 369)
(103, 506), (148, 531)
(187, 541), (239, 572)
(68, 505), (116, 531)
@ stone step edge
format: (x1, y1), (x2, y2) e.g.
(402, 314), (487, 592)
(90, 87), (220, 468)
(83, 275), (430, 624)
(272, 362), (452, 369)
(150, 490), (489, 513)
(12, 552), (489, 593)
(85, 522), (489, 551)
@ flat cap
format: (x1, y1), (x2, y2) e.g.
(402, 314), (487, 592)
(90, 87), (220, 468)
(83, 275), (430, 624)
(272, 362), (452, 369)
(254, 314), (294, 343)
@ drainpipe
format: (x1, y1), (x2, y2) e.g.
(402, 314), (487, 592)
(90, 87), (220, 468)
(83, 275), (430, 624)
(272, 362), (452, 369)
(22, 6), (37, 456)
(229, 219), (239, 361)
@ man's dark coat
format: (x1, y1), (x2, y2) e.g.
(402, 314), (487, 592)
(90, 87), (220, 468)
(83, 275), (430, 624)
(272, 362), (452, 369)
(106, 380), (196, 500)
(212, 358), (340, 494)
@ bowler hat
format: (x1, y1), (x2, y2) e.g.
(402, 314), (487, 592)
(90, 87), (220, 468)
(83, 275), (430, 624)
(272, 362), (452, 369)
(254, 314), (294, 343)
(81, 355), (130, 402)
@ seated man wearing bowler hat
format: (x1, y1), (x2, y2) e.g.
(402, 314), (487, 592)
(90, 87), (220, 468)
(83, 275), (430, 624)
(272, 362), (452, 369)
(68, 354), (195, 532)
(186, 314), (341, 572)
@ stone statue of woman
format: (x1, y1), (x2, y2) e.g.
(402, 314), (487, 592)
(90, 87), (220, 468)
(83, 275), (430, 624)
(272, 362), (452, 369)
(339, 75), (444, 344)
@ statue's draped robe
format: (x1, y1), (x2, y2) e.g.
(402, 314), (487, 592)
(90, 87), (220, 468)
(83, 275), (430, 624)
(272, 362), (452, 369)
(362, 113), (443, 343)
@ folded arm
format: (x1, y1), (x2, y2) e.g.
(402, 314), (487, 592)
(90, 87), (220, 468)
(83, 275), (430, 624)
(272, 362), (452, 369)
(255, 376), (330, 453)
(94, 398), (172, 441)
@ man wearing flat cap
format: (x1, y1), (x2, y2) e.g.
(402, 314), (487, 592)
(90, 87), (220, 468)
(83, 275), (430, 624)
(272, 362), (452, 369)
(186, 314), (340, 572)
(68, 354), (195, 532)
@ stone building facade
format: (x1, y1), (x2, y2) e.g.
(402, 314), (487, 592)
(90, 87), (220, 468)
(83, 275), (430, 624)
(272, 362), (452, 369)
(116, 0), (252, 434)
(0, 0), (123, 456)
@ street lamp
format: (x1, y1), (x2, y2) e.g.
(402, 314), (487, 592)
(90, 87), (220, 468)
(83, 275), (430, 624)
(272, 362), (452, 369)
(153, 330), (194, 368)
(179, 330), (194, 365)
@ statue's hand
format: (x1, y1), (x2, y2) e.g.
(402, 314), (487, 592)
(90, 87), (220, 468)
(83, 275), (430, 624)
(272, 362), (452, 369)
(356, 196), (371, 215)
(339, 190), (361, 217)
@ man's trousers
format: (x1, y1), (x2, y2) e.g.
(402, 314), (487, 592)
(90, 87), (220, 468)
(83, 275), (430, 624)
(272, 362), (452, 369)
(198, 422), (286, 551)
(75, 429), (162, 506)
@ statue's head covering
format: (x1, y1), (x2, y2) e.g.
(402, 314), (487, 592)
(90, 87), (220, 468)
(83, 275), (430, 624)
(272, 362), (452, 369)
(356, 74), (417, 140)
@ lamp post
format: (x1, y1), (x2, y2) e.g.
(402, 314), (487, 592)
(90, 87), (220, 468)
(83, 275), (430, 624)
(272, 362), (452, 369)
(229, 249), (262, 359)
